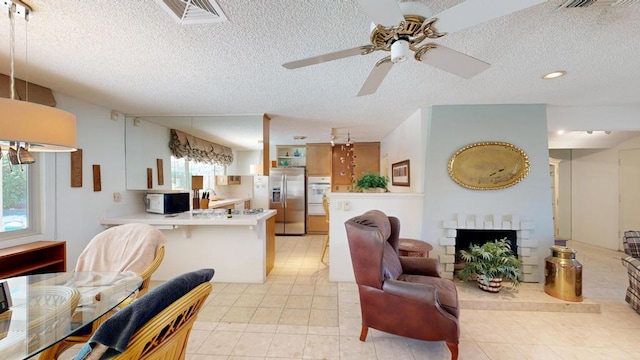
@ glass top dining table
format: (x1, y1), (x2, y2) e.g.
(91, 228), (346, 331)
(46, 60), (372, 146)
(0, 271), (142, 360)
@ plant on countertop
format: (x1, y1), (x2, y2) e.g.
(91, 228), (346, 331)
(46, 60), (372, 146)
(351, 172), (389, 192)
(456, 237), (521, 292)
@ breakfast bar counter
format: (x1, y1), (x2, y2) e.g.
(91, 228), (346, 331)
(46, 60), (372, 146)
(101, 210), (276, 283)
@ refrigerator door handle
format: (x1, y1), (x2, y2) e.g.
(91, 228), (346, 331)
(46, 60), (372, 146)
(282, 174), (286, 208)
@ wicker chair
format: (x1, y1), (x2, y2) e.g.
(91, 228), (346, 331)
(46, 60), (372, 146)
(108, 281), (211, 359)
(69, 269), (214, 360)
(1, 286), (80, 358)
(43, 224), (166, 359)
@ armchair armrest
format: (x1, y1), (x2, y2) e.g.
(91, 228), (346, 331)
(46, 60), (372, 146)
(382, 279), (438, 305)
(399, 256), (441, 277)
(622, 256), (640, 272)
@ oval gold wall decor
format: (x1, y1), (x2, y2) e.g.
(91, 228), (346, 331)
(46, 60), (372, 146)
(448, 142), (530, 190)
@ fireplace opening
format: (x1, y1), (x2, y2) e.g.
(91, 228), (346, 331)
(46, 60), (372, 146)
(454, 229), (518, 269)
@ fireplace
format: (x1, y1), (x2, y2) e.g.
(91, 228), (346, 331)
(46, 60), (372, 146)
(455, 229), (518, 257)
(438, 213), (539, 282)
(454, 229), (518, 270)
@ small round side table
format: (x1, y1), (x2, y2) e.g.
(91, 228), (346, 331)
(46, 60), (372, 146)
(398, 238), (433, 257)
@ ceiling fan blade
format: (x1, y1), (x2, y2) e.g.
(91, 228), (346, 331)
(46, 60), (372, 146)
(283, 45), (375, 69)
(432, 0), (546, 35)
(357, 57), (393, 97)
(418, 44), (490, 79)
(355, 0), (405, 27)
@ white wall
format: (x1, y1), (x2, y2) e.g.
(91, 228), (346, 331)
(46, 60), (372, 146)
(125, 117), (172, 190)
(571, 136), (640, 250)
(53, 93), (141, 268)
(380, 109), (424, 193)
(422, 104), (554, 281)
(549, 149), (572, 239)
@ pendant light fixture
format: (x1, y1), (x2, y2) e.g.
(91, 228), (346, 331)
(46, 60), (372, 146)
(0, 0), (77, 165)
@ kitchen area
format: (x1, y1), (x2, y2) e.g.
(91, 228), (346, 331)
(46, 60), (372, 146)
(117, 115), (380, 282)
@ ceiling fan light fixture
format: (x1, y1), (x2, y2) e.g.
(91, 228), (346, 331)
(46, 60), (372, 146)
(391, 39), (410, 63)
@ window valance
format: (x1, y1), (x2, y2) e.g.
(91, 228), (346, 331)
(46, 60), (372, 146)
(169, 129), (234, 166)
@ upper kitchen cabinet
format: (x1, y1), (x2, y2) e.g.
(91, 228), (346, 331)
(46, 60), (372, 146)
(276, 145), (306, 167)
(306, 143), (332, 176)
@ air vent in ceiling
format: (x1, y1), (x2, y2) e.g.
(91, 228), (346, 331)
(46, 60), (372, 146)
(155, 0), (228, 24)
(558, 0), (639, 8)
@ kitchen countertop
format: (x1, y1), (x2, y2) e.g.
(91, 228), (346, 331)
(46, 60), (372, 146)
(101, 209), (276, 227)
(207, 197), (250, 209)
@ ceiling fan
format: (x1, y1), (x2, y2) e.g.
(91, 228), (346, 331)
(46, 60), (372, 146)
(283, 0), (546, 96)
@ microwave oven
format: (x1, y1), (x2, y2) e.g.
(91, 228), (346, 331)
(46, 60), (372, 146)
(145, 192), (190, 214)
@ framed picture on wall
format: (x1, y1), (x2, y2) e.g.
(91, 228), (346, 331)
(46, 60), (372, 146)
(392, 160), (410, 186)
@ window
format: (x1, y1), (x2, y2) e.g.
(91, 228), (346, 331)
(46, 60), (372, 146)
(170, 156), (225, 191)
(1, 152), (37, 238)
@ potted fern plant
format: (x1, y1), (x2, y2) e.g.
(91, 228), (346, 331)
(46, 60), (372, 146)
(456, 237), (521, 293)
(353, 172), (389, 193)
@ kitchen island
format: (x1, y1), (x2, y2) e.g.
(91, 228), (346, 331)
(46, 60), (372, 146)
(100, 209), (276, 283)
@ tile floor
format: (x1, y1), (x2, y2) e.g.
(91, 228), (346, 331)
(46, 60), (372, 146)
(179, 236), (640, 360)
(59, 235), (640, 360)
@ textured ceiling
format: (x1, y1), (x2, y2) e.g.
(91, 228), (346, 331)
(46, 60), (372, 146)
(1, 0), (640, 150)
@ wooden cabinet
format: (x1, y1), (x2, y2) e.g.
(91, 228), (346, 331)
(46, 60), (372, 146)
(0, 241), (66, 279)
(216, 176), (241, 185)
(306, 143), (332, 176)
(332, 142), (380, 191)
(307, 214), (328, 233)
(276, 145), (306, 167)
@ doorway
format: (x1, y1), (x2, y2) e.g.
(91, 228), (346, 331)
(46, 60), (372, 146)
(619, 148), (640, 250)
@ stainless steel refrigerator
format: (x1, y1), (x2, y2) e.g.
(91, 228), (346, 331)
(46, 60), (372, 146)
(270, 168), (306, 235)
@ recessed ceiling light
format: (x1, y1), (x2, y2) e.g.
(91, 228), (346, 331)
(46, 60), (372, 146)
(542, 71), (567, 80)
(557, 130), (565, 135)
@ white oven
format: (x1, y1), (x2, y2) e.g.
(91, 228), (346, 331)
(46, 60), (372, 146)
(307, 177), (331, 215)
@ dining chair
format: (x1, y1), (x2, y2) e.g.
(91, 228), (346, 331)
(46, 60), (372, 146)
(321, 194), (330, 264)
(71, 269), (214, 360)
(2, 285), (80, 359)
(42, 223), (166, 359)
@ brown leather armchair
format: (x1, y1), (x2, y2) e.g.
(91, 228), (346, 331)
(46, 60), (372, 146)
(345, 210), (460, 360)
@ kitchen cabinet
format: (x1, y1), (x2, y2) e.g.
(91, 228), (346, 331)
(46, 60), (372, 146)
(332, 142), (380, 192)
(307, 214), (328, 234)
(306, 143), (332, 176)
(216, 175), (241, 185)
(276, 145), (306, 167)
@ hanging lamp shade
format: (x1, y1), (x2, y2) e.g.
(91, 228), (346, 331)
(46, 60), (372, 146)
(0, 97), (77, 152)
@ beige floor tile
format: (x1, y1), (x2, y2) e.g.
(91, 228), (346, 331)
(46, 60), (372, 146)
(372, 337), (415, 360)
(195, 331), (243, 355)
(285, 295), (313, 309)
(267, 333), (307, 358)
(311, 295), (338, 310)
(303, 334), (340, 359)
(267, 284), (293, 295)
(513, 344), (564, 360)
(260, 294), (289, 308)
(197, 305), (230, 322)
(244, 283), (272, 295)
(314, 284), (338, 296)
(279, 308), (311, 325)
(276, 324), (309, 334)
(230, 332), (275, 357)
(234, 293), (264, 307)
(210, 292), (241, 306)
(221, 307), (257, 323)
(309, 309), (338, 327)
(250, 307), (283, 324)
(476, 342), (526, 360)
(290, 284), (315, 295)
(339, 336), (377, 360)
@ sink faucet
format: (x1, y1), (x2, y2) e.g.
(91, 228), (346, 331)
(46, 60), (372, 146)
(206, 188), (217, 197)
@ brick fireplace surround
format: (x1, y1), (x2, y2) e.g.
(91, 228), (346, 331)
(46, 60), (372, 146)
(438, 214), (538, 282)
